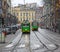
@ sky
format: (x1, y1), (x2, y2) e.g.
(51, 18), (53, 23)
(11, 0), (44, 6)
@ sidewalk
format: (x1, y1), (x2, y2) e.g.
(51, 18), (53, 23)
(0, 34), (17, 48)
(46, 27), (60, 34)
(0, 29), (21, 48)
(0, 29), (21, 52)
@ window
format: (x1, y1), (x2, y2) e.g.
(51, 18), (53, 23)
(32, 13), (33, 17)
(33, 13), (35, 16)
(32, 17), (33, 20)
(17, 13), (18, 16)
(26, 17), (28, 20)
(4, 1), (6, 6)
(9, 0), (11, 2)
(21, 18), (22, 21)
(20, 13), (22, 16)
(29, 13), (30, 16)
(26, 13), (28, 16)
(14, 13), (15, 16)
(29, 18), (30, 20)
(23, 13), (25, 16)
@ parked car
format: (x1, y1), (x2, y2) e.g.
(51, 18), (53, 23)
(2, 25), (18, 35)
(9, 26), (18, 34)
(15, 24), (21, 29)
(39, 22), (45, 29)
(2, 24), (21, 35)
(2, 27), (11, 35)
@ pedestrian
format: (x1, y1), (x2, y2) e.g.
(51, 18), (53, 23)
(58, 23), (60, 33)
(52, 23), (54, 31)
(54, 23), (57, 32)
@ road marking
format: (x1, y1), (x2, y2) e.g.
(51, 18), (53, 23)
(5, 44), (13, 48)
(31, 44), (44, 50)
(18, 44), (25, 48)
(47, 44), (57, 50)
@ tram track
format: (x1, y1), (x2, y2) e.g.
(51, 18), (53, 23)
(10, 33), (23, 52)
(33, 31), (50, 50)
(5, 30), (59, 52)
(38, 31), (59, 49)
(33, 31), (59, 52)
(22, 34), (32, 52)
(39, 29), (60, 45)
(18, 32), (44, 52)
(39, 28), (60, 41)
(27, 34), (32, 52)
(15, 34), (32, 52)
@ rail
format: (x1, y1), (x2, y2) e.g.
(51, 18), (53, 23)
(33, 31), (58, 52)
(4, 31), (22, 52)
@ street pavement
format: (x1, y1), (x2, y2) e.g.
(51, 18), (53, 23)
(38, 28), (60, 52)
(38, 28), (60, 46)
(1, 28), (60, 52)
(0, 29), (21, 52)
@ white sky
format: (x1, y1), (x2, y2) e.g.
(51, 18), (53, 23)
(11, 0), (44, 6)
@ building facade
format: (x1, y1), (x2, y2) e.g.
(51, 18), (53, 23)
(7, 0), (11, 14)
(43, 0), (55, 29)
(35, 7), (43, 23)
(2, 0), (7, 18)
(11, 6), (20, 23)
(20, 9), (36, 23)
(43, 0), (60, 32)
(1, 0), (12, 26)
(11, 5), (36, 23)
(0, 0), (2, 17)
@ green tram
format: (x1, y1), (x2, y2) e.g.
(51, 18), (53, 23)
(21, 20), (30, 34)
(32, 21), (38, 31)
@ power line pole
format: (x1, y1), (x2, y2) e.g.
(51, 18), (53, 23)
(24, 0), (25, 4)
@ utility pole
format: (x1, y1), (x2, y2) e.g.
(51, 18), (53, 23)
(24, 0), (26, 21)
(24, 0), (25, 4)
(24, 0), (25, 21)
